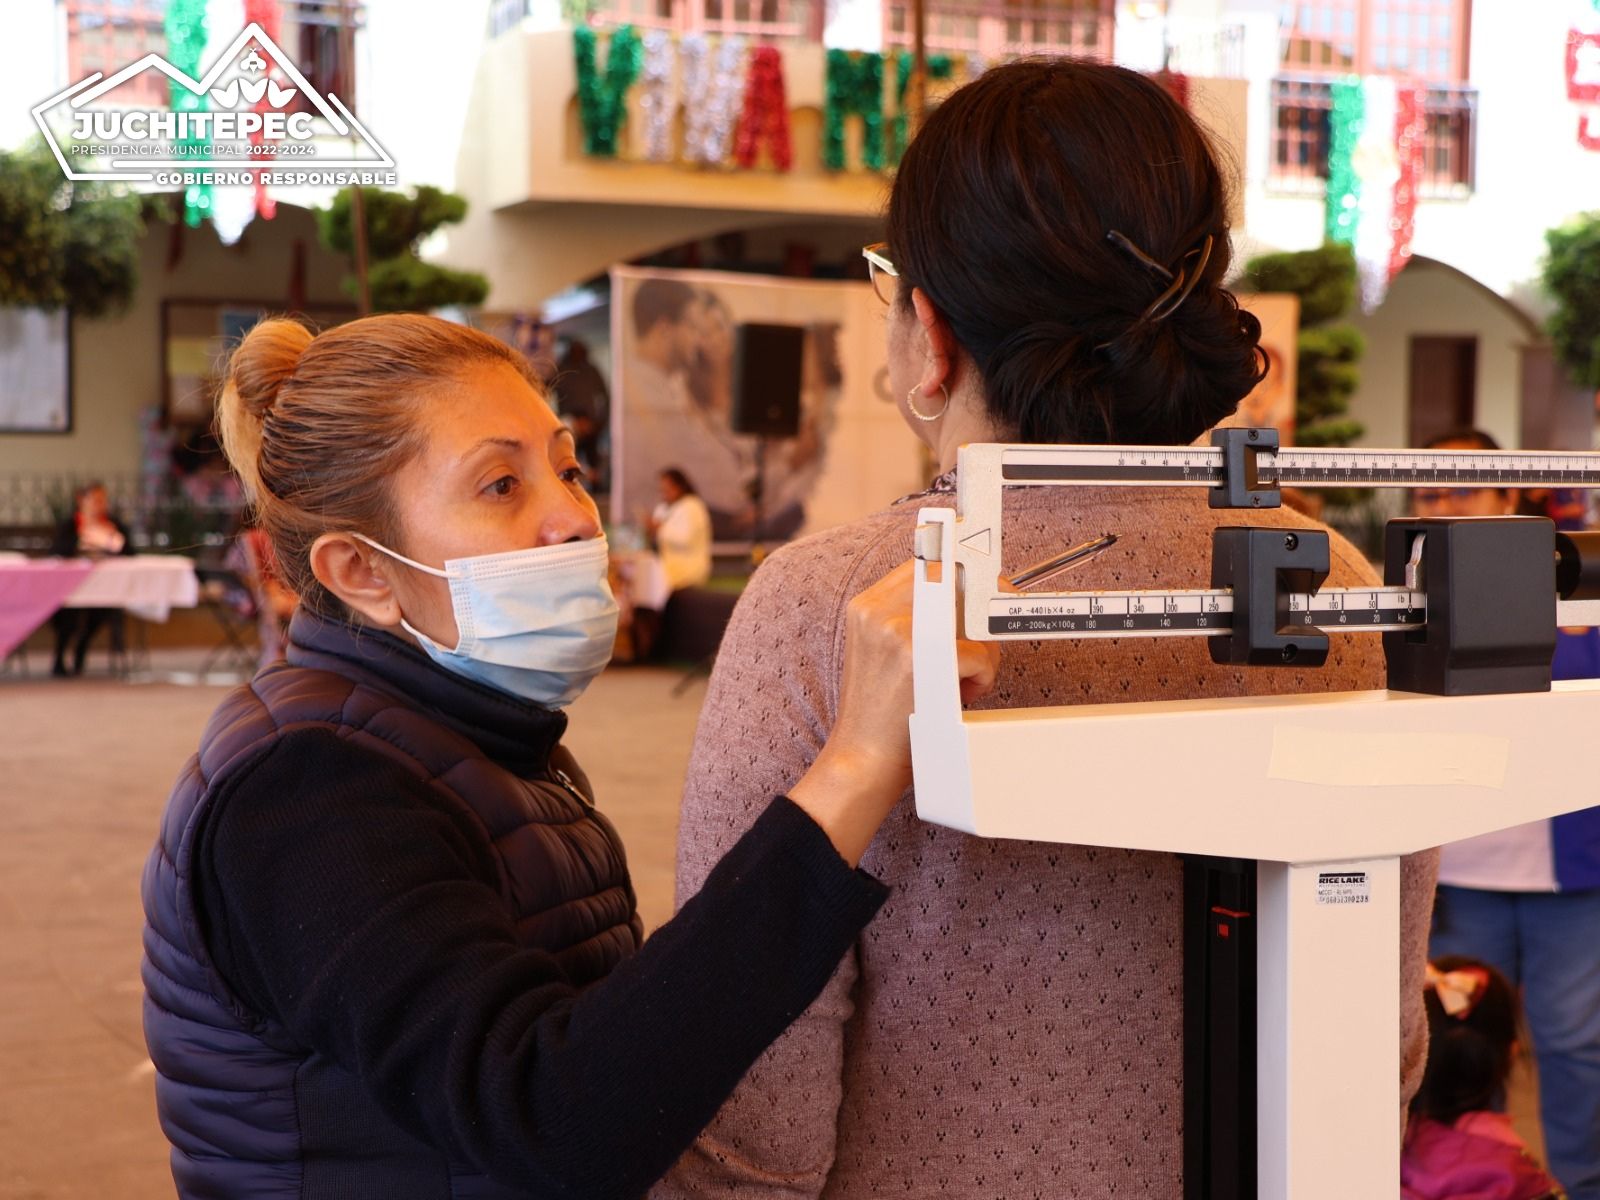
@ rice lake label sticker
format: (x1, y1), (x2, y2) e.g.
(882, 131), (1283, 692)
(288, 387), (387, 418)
(1316, 871), (1370, 906)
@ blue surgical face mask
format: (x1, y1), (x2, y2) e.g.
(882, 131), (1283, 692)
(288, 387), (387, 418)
(353, 533), (619, 709)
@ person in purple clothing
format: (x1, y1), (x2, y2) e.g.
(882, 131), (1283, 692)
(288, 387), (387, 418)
(1418, 429), (1600, 1200)
(1402, 956), (1563, 1200)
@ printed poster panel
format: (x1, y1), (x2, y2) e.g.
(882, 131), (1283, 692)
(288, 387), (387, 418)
(610, 265), (924, 543)
(1225, 293), (1301, 443)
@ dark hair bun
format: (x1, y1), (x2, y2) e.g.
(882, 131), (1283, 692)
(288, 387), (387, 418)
(888, 59), (1266, 446)
(1091, 286), (1268, 443)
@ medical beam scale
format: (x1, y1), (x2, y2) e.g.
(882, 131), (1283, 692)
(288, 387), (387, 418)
(908, 429), (1600, 1200)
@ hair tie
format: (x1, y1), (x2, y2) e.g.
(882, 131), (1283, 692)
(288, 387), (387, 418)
(1425, 962), (1491, 1020)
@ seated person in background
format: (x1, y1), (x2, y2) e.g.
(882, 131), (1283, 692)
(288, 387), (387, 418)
(1402, 957), (1564, 1200)
(49, 481), (134, 676)
(1419, 429), (1600, 1200)
(618, 468), (713, 662)
(649, 468), (713, 595)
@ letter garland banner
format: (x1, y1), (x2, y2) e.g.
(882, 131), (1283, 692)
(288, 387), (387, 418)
(574, 25), (643, 158)
(638, 30), (676, 162)
(887, 51), (954, 167)
(165, 0), (213, 227)
(824, 49), (885, 171)
(684, 34), (747, 165)
(734, 45), (793, 170)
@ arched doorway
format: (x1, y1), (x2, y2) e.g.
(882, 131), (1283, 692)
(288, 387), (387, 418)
(1346, 256), (1586, 449)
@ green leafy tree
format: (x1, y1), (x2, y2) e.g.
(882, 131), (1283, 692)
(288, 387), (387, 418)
(1239, 241), (1365, 449)
(0, 138), (143, 318)
(317, 185), (487, 313)
(1543, 212), (1600, 391)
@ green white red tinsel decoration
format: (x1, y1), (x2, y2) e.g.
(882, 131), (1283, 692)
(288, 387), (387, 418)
(165, 0), (213, 228)
(1325, 75), (1426, 313)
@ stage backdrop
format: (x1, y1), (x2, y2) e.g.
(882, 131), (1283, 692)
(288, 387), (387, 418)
(610, 265), (926, 543)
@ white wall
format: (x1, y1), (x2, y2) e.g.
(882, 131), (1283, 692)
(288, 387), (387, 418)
(359, 0), (493, 191)
(1, 0), (66, 151)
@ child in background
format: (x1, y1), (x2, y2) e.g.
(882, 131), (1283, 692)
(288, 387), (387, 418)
(1403, 956), (1565, 1200)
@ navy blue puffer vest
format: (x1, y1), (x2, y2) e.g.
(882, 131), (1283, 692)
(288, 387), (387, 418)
(140, 609), (642, 1198)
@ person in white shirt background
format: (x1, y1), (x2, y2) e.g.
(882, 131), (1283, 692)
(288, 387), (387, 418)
(613, 467), (714, 662)
(1418, 428), (1600, 1200)
(648, 467), (712, 596)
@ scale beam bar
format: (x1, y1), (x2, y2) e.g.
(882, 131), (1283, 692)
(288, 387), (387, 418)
(999, 445), (1600, 490)
(985, 589), (1598, 640)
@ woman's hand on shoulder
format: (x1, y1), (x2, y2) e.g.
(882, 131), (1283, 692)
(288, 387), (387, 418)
(788, 561), (999, 866)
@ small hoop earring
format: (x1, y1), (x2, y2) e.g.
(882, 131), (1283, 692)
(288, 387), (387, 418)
(907, 383), (950, 422)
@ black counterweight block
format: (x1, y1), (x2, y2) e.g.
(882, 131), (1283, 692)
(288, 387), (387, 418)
(1382, 516), (1556, 696)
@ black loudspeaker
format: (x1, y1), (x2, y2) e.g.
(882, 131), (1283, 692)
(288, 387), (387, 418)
(730, 323), (805, 438)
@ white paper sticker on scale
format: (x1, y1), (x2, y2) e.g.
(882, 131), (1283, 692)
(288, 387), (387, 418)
(1316, 871), (1371, 906)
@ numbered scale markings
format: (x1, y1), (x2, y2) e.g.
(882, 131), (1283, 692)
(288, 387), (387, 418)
(998, 446), (1600, 490)
(987, 588), (1426, 639)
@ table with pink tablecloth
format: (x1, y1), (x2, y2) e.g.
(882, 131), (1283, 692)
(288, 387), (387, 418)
(0, 556), (201, 661)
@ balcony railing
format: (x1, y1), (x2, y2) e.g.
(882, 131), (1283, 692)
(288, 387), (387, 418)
(1269, 75), (1477, 197)
(490, 0), (820, 38)
(881, 0), (1113, 59)
(1166, 22), (1246, 80)
(492, 0), (1115, 57)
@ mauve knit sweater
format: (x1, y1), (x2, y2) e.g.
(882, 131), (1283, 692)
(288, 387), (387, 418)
(655, 481), (1438, 1199)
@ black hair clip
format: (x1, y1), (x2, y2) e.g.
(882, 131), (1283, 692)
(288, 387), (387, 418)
(1097, 231), (1217, 351)
(1105, 229), (1176, 283)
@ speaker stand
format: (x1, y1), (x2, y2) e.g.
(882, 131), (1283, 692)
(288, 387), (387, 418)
(749, 435), (768, 566)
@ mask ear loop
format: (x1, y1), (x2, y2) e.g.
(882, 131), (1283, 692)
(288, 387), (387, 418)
(350, 533), (455, 579)
(348, 533), (471, 653)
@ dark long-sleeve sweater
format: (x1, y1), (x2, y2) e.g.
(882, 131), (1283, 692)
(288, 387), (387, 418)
(191, 721), (886, 1199)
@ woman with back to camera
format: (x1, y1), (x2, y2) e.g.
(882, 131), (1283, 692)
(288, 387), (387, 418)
(657, 60), (1438, 1196)
(139, 313), (998, 1199)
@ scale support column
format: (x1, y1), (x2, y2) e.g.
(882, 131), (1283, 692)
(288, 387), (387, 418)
(1257, 855), (1400, 1199)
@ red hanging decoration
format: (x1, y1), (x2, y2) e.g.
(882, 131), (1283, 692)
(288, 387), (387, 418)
(734, 46), (793, 172)
(1568, 29), (1600, 151)
(1388, 85), (1427, 284)
(1156, 69), (1190, 111)
(1567, 29), (1600, 102)
(244, 0), (283, 222)
(1581, 113), (1600, 152)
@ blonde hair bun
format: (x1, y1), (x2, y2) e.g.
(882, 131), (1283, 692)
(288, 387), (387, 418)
(216, 317), (314, 502)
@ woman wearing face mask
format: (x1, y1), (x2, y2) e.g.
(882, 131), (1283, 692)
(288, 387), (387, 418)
(140, 314), (997, 1200)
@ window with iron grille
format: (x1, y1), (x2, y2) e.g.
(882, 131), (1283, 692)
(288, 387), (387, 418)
(65, 1), (171, 109)
(1272, 1), (1474, 193)
(881, 0), (1113, 59)
(275, 2), (364, 114)
(1271, 77), (1475, 193)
